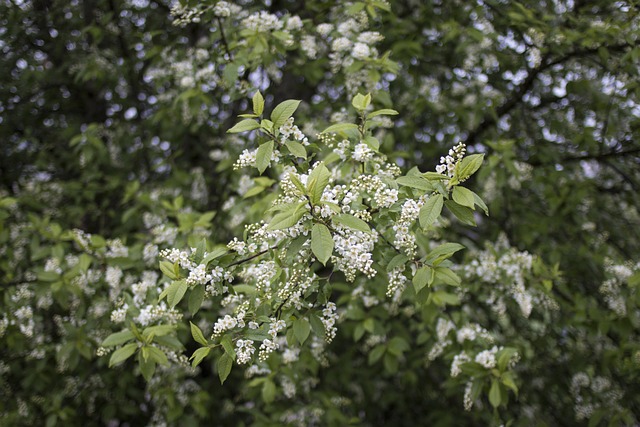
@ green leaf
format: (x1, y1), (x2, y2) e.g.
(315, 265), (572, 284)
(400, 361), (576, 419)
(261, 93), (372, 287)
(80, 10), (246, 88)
(489, 379), (501, 408)
(243, 186), (265, 199)
(285, 235), (309, 263)
(201, 247), (228, 265)
(245, 329), (270, 342)
(188, 285), (205, 316)
(154, 335), (185, 351)
(262, 379), (276, 403)
(430, 290), (460, 306)
(397, 176), (434, 192)
(190, 347), (210, 368)
(146, 346), (169, 365)
(256, 140), (274, 174)
(413, 266), (431, 293)
(352, 93), (371, 110)
(497, 347), (519, 371)
(419, 194), (444, 228)
(217, 352), (233, 384)
(501, 372), (519, 395)
(101, 330), (135, 347)
(293, 318), (311, 345)
(254, 177), (275, 187)
(190, 322), (208, 346)
(367, 108), (398, 118)
(424, 172), (449, 181)
(0, 197), (17, 209)
(139, 356), (155, 381)
(309, 313), (325, 336)
(321, 123), (359, 134)
(363, 135), (380, 150)
(387, 254), (409, 272)
(384, 352), (399, 374)
(159, 260), (178, 280)
(166, 280), (188, 308)
(260, 119), (274, 133)
(368, 344), (386, 365)
(332, 213), (370, 233)
(387, 337), (409, 356)
(445, 200), (477, 226)
(311, 224), (334, 265)
(267, 201), (307, 230)
(457, 153), (484, 181)
(470, 380), (483, 402)
(434, 267), (461, 286)
(426, 242), (465, 264)
(37, 270), (59, 282)
(271, 99), (301, 130)
(222, 62), (239, 85)
(288, 173), (307, 194)
(307, 162), (331, 204)
(227, 119), (260, 134)
(473, 192), (489, 215)
(627, 272), (640, 287)
(252, 91), (264, 116)
(220, 334), (236, 359)
(109, 343), (138, 367)
(452, 186), (476, 209)
(143, 324), (175, 338)
(284, 140), (306, 158)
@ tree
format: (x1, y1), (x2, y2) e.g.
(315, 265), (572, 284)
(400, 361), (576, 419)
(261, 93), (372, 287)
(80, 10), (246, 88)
(1, 0), (639, 425)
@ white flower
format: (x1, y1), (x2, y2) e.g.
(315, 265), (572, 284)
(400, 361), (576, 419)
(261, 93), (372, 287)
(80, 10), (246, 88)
(436, 318), (455, 341)
(337, 19), (360, 35)
(352, 143), (373, 162)
(316, 23), (333, 36)
(301, 35), (318, 59)
(321, 302), (338, 342)
(283, 348), (300, 364)
(213, 314), (238, 335)
(106, 239), (128, 258)
(374, 188), (398, 208)
(351, 42), (371, 60)
(234, 149), (257, 169)
(451, 352), (470, 377)
(179, 76), (195, 88)
(235, 339), (255, 364)
(331, 37), (352, 52)
(110, 306), (128, 323)
(475, 346), (499, 369)
(286, 16), (303, 31)
(358, 31), (384, 44)
(241, 11), (283, 32)
(213, 1), (231, 17)
(435, 142), (466, 179)
(143, 243), (158, 265)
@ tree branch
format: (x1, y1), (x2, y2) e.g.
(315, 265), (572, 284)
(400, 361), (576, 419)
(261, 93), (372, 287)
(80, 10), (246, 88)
(462, 41), (639, 147)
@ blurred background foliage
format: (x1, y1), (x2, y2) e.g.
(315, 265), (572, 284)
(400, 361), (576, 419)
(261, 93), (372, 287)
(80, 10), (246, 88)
(1, 0), (639, 425)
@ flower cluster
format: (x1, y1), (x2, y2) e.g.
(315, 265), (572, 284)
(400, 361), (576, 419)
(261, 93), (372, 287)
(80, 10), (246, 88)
(321, 302), (339, 342)
(393, 197), (427, 256)
(599, 260), (638, 316)
(235, 339), (255, 364)
(462, 236), (557, 318)
(258, 319), (287, 361)
(279, 117), (309, 146)
(332, 226), (379, 281)
(435, 142), (466, 178)
(570, 372), (624, 422)
(241, 11), (284, 33)
(474, 346), (499, 369)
